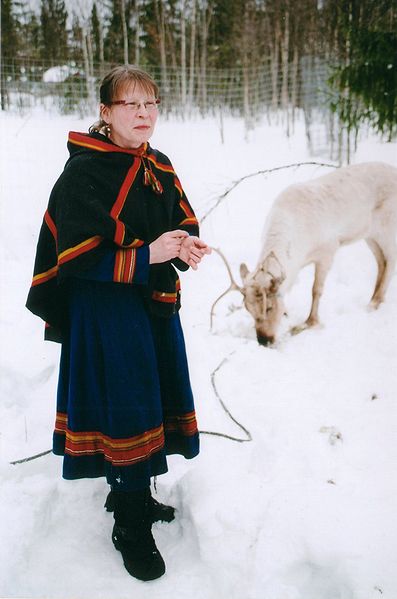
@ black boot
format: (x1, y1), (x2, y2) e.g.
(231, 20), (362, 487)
(105, 489), (175, 523)
(112, 488), (166, 581)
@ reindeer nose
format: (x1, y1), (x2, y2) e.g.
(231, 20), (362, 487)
(257, 333), (274, 346)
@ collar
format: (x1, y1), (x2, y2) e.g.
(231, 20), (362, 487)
(68, 131), (148, 157)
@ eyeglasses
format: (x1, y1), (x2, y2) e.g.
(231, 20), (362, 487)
(109, 99), (160, 112)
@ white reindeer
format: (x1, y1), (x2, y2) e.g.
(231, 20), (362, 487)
(213, 162), (397, 346)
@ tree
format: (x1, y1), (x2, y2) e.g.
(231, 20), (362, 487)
(1, 0), (19, 109)
(1, 0), (19, 59)
(104, 0), (125, 63)
(328, 0), (397, 152)
(39, 0), (68, 61)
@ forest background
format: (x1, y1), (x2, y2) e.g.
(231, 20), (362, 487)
(1, 0), (397, 162)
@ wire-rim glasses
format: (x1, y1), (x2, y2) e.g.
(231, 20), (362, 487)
(109, 99), (160, 112)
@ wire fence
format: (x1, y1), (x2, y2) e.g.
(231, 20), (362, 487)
(1, 56), (345, 160)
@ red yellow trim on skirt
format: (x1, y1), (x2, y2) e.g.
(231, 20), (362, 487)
(54, 411), (198, 467)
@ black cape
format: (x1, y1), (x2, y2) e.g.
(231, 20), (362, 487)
(26, 131), (199, 342)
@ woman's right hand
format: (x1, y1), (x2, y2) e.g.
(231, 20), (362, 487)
(149, 230), (189, 264)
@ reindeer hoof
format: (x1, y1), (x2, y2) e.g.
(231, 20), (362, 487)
(368, 299), (382, 311)
(290, 324), (307, 336)
(290, 320), (320, 336)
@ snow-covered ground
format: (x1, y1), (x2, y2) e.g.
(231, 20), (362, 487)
(1, 109), (396, 599)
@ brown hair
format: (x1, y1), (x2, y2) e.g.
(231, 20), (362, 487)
(89, 65), (160, 135)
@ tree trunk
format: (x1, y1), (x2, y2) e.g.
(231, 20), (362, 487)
(120, 0), (129, 64)
(99, 20), (105, 76)
(280, 5), (290, 137)
(270, 19), (281, 112)
(199, 2), (212, 114)
(135, 0), (140, 65)
(188, 0), (196, 107)
(281, 9), (289, 113)
(82, 26), (96, 112)
(242, 5), (251, 132)
(290, 43), (299, 133)
(180, 0), (187, 105)
(155, 0), (168, 93)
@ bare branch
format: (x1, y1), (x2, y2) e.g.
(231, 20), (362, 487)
(200, 161), (337, 223)
(210, 247), (244, 330)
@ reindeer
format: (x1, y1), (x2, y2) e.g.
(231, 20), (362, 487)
(211, 162), (397, 346)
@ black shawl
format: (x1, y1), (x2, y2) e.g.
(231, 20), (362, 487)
(26, 131), (199, 342)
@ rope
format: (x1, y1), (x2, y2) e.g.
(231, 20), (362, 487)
(200, 161), (337, 223)
(10, 449), (52, 465)
(199, 355), (252, 443)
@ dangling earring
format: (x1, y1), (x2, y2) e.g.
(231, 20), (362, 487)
(104, 123), (111, 137)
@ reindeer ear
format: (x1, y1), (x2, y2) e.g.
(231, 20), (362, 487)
(240, 263), (249, 282)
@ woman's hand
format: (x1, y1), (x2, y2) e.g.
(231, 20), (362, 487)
(149, 230), (189, 264)
(179, 236), (212, 270)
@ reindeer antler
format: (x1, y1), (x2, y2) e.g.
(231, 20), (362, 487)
(210, 247), (244, 330)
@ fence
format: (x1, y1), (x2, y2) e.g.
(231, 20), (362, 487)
(1, 56), (347, 160)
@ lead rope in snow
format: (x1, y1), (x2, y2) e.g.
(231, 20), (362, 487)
(199, 354), (252, 443)
(10, 449), (52, 465)
(10, 355), (251, 466)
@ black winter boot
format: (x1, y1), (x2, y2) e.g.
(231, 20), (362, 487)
(112, 488), (166, 581)
(105, 489), (175, 523)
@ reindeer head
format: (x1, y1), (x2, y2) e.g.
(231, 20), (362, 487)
(210, 248), (285, 346)
(240, 252), (286, 346)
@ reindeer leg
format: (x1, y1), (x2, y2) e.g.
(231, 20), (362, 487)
(366, 239), (386, 308)
(290, 256), (333, 336)
(366, 237), (396, 309)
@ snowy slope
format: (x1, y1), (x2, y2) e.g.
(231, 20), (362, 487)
(0, 110), (396, 599)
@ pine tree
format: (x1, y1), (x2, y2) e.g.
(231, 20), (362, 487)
(1, 0), (19, 59)
(39, 0), (68, 61)
(104, 0), (127, 63)
(91, 2), (101, 62)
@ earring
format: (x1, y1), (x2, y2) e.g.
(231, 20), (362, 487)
(104, 123), (111, 136)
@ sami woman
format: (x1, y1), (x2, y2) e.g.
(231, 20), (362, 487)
(26, 65), (211, 581)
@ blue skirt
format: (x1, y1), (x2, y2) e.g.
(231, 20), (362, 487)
(53, 278), (199, 491)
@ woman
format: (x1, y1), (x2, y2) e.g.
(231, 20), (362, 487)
(26, 65), (211, 581)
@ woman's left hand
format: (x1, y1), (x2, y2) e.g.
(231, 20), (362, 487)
(179, 236), (212, 270)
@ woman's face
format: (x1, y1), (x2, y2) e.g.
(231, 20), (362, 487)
(101, 82), (158, 149)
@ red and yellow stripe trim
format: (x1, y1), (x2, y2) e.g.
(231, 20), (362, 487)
(110, 161), (145, 247)
(179, 216), (198, 226)
(147, 154), (175, 175)
(152, 279), (181, 303)
(31, 236), (103, 286)
(32, 264), (58, 286)
(113, 248), (137, 283)
(54, 409), (199, 466)
(179, 198), (198, 226)
(44, 210), (57, 241)
(68, 132), (148, 157)
(58, 235), (103, 265)
(174, 176), (183, 198)
(164, 411), (198, 436)
(54, 413), (165, 467)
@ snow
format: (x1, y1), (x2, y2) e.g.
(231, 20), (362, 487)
(1, 108), (397, 599)
(42, 66), (80, 84)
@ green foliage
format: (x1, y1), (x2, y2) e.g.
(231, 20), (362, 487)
(104, 0), (125, 63)
(39, 0), (68, 60)
(1, 0), (19, 58)
(91, 3), (101, 63)
(330, 29), (397, 140)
